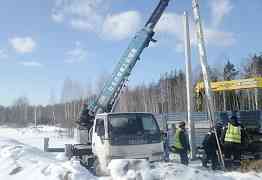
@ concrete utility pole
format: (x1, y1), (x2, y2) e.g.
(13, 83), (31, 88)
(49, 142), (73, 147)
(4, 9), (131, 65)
(255, 88), (258, 110)
(223, 91), (227, 111)
(192, 0), (225, 169)
(183, 11), (196, 159)
(34, 106), (37, 128)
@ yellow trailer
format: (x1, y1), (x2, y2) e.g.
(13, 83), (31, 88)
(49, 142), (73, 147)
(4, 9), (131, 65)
(195, 77), (262, 93)
(195, 77), (262, 111)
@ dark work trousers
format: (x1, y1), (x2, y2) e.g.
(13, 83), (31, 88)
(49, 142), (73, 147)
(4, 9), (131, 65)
(223, 143), (241, 168)
(163, 138), (170, 162)
(203, 149), (219, 170)
(178, 149), (189, 166)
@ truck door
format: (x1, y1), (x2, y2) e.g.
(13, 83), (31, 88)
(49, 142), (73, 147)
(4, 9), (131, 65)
(92, 118), (106, 158)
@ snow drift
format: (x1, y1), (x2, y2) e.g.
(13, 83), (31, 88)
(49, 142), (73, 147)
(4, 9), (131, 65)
(0, 137), (96, 180)
(108, 159), (262, 180)
(1, 126), (262, 180)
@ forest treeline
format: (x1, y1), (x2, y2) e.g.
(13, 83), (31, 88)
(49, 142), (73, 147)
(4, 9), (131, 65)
(118, 53), (262, 112)
(0, 54), (261, 127)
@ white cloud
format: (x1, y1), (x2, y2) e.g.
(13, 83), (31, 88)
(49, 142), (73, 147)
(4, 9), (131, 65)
(205, 28), (236, 46)
(70, 18), (100, 31)
(20, 61), (43, 67)
(52, 0), (140, 40)
(51, 0), (235, 44)
(155, 13), (184, 36)
(52, 0), (106, 32)
(210, 0), (233, 27)
(0, 49), (8, 59)
(51, 12), (64, 23)
(155, 12), (236, 52)
(155, 13), (189, 50)
(65, 42), (88, 63)
(9, 37), (36, 53)
(101, 11), (141, 40)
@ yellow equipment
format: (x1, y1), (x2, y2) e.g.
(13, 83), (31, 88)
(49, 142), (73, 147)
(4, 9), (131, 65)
(195, 77), (262, 93)
(195, 77), (262, 111)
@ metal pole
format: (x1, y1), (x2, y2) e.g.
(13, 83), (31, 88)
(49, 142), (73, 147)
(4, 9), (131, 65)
(44, 137), (49, 152)
(223, 91), (226, 111)
(192, 0), (225, 169)
(34, 106), (37, 128)
(52, 111), (56, 125)
(255, 88), (258, 110)
(184, 11), (196, 160)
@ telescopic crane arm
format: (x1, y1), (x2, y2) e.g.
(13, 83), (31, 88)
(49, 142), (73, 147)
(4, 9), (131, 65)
(79, 0), (170, 127)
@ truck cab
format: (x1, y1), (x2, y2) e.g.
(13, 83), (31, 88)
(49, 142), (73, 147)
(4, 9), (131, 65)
(91, 112), (163, 173)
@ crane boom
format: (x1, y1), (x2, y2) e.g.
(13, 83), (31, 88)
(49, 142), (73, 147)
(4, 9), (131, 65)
(79, 0), (170, 127)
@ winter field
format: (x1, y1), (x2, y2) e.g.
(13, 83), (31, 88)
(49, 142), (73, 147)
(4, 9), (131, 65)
(0, 126), (262, 180)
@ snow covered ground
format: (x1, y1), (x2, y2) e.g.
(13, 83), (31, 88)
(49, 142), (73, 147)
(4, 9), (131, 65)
(0, 126), (262, 180)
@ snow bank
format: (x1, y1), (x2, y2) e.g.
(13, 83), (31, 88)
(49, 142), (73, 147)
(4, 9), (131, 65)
(108, 159), (153, 180)
(0, 137), (96, 180)
(0, 126), (77, 150)
(108, 160), (262, 180)
(15, 125), (70, 138)
(1, 126), (262, 180)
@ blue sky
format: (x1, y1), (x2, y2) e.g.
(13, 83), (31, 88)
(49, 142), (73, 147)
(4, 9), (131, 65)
(0, 0), (261, 106)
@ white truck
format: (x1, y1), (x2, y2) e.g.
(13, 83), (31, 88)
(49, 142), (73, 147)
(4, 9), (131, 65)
(88, 113), (162, 174)
(66, 0), (170, 175)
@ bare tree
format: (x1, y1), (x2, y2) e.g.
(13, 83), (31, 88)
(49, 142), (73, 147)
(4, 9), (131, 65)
(12, 96), (30, 126)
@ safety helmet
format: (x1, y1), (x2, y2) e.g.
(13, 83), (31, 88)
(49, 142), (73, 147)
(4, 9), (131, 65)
(178, 121), (186, 128)
(229, 115), (238, 124)
(230, 115), (237, 120)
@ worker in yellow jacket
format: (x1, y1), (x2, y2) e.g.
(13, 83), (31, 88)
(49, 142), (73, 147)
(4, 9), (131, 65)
(221, 116), (244, 169)
(173, 121), (190, 165)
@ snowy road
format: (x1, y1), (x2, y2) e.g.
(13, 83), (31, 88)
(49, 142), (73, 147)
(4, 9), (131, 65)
(1, 126), (262, 180)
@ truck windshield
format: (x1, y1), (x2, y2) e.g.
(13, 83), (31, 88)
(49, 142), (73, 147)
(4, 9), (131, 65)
(108, 113), (159, 136)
